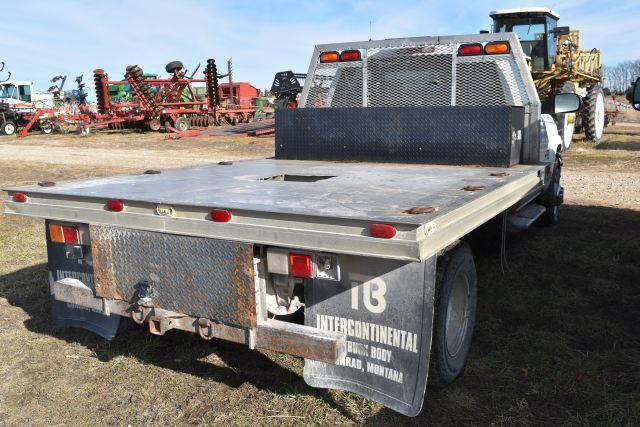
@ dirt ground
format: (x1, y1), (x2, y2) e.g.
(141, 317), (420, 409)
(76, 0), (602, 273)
(0, 126), (638, 425)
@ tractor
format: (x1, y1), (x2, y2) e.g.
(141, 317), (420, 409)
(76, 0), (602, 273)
(490, 7), (605, 148)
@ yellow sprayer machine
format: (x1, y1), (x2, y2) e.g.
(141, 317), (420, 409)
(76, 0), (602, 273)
(491, 7), (605, 147)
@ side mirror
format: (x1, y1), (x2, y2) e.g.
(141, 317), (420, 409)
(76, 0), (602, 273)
(633, 77), (640, 111)
(552, 26), (570, 36)
(553, 92), (582, 114)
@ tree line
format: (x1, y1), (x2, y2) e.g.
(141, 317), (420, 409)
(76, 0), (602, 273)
(602, 60), (640, 93)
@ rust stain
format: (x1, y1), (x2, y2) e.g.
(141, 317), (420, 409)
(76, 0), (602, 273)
(257, 328), (339, 363)
(403, 206), (436, 215)
(90, 224), (124, 300)
(462, 185), (485, 191)
(229, 244), (257, 328)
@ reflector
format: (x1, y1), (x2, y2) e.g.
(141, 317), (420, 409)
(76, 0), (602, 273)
(48, 224), (65, 243)
(289, 253), (313, 278)
(106, 199), (125, 212)
(210, 209), (233, 222)
(485, 41), (510, 55)
(370, 223), (397, 239)
(320, 51), (340, 63)
(457, 43), (483, 56)
(62, 226), (80, 245)
(340, 50), (361, 61)
(12, 192), (27, 203)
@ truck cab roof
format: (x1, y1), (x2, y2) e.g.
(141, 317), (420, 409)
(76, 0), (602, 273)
(1, 81), (33, 86)
(489, 7), (560, 20)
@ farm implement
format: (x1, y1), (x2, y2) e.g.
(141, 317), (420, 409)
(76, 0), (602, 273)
(14, 58), (264, 138)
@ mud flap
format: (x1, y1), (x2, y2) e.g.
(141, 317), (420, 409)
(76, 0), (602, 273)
(46, 220), (120, 340)
(303, 255), (437, 416)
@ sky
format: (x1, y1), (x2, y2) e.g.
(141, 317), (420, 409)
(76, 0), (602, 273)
(1, 0), (638, 96)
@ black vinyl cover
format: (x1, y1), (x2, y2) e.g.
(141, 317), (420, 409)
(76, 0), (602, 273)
(275, 106), (524, 167)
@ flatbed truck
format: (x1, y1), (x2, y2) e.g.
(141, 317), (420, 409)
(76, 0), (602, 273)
(3, 32), (581, 416)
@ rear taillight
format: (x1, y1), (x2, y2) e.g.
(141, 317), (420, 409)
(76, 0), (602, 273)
(458, 43), (483, 56)
(106, 199), (124, 212)
(210, 209), (232, 222)
(289, 253), (314, 278)
(370, 223), (397, 239)
(49, 224), (65, 243)
(62, 226), (79, 244)
(12, 192), (27, 203)
(49, 223), (80, 244)
(266, 249), (340, 281)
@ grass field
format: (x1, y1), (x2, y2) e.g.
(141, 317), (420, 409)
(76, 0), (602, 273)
(0, 127), (638, 425)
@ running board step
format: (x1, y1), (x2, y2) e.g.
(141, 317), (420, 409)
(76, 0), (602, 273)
(507, 203), (546, 232)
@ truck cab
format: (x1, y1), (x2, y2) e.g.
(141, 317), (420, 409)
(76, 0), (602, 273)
(0, 81), (35, 107)
(490, 7), (560, 71)
(0, 80), (55, 111)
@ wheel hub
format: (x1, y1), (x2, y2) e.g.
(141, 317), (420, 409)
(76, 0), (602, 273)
(445, 273), (470, 358)
(594, 93), (605, 140)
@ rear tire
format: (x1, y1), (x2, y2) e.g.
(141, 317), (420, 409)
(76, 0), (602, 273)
(583, 85), (605, 142)
(429, 242), (478, 386)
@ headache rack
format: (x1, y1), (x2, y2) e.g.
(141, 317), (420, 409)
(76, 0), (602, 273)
(296, 33), (544, 163)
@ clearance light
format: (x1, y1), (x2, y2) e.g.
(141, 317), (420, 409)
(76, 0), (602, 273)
(485, 41), (510, 55)
(458, 43), (483, 56)
(370, 223), (397, 239)
(289, 253), (313, 278)
(48, 224), (80, 244)
(12, 192), (27, 203)
(106, 199), (125, 212)
(340, 50), (361, 61)
(319, 51), (340, 63)
(210, 209), (232, 222)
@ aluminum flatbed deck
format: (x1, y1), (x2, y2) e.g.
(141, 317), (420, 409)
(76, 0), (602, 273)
(5, 159), (544, 261)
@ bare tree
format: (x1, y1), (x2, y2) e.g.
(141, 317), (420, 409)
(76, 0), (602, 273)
(603, 60), (640, 93)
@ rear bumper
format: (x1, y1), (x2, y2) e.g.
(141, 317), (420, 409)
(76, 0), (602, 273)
(52, 278), (346, 364)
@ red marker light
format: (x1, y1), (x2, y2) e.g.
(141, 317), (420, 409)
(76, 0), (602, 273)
(340, 50), (361, 61)
(289, 253), (313, 278)
(12, 192), (27, 203)
(62, 226), (80, 245)
(106, 199), (125, 212)
(458, 43), (483, 56)
(370, 223), (397, 239)
(210, 209), (232, 222)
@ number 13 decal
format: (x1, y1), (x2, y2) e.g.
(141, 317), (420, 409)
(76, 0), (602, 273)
(350, 275), (387, 314)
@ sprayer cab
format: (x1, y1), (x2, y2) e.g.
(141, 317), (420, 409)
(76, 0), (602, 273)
(490, 7), (564, 72)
